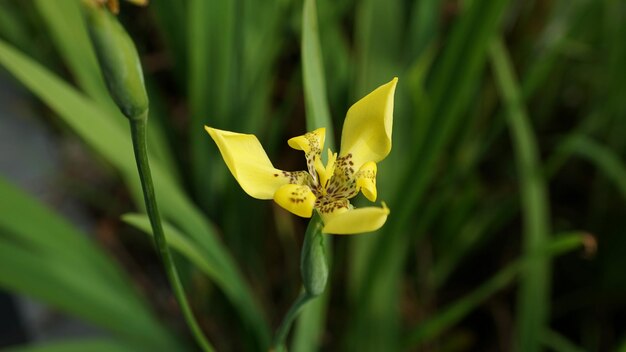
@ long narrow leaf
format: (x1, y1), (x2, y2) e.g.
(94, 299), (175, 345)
(301, 0), (333, 144)
(351, 0), (511, 350)
(4, 338), (136, 352)
(122, 213), (271, 348)
(490, 37), (552, 352)
(0, 39), (270, 347)
(404, 233), (587, 349)
(0, 176), (181, 349)
(33, 0), (111, 108)
(558, 135), (626, 200)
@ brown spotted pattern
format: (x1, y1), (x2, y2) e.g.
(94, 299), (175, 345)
(302, 132), (322, 183)
(311, 152), (361, 214)
(274, 170), (312, 186)
(355, 168), (376, 184)
(316, 198), (351, 214)
(279, 131), (375, 215)
(287, 185), (313, 204)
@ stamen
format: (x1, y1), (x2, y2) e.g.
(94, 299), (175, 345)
(314, 149), (338, 194)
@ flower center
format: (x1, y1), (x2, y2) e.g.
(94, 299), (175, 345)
(307, 152), (358, 207)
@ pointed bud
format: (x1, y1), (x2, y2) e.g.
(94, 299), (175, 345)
(301, 213), (328, 297)
(83, 1), (148, 120)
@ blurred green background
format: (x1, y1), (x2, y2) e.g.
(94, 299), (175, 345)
(0, 0), (625, 351)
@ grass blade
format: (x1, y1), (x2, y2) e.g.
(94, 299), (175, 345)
(404, 233), (588, 349)
(541, 330), (587, 352)
(0, 38), (270, 348)
(556, 135), (626, 200)
(149, 0), (188, 83)
(187, 0), (237, 210)
(490, 36), (552, 352)
(33, 0), (111, 107)
(4, 338), (136, 352)
(301, 0), (333, 144)
(0, 178), (180, 350)
(0, 177), (130, 295)
(351, 0), (511, 349)
(122, 213), (271, 349)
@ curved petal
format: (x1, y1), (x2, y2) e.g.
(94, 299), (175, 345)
(339, 77), (397, 169)
(273, 184), (316, 218)
(288, 127), (325, 154)
(206, 126), (298, 199)
(322, 203), (390, 235)
(355, 161), (377, 202)
(288, 128), (325, 181)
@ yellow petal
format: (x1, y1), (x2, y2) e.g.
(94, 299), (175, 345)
(322, 203), (390, 235)
(355, 161), (377, 202)
(317, 199), (350, 218)
(273, 184), (316, 218)
(288, 128), (326, 181)
(288, 128), (325, 154)
(339, 77), (397, 169)
(315, 149), (337, 192)
(206, 126), (294, 199)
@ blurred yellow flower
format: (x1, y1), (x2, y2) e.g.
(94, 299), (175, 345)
(91, 0), (148, 14)
(206, 78), (397, 234)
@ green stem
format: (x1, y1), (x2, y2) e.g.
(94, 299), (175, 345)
(271, 291), (314, 351)
(129, 115), (214, 352)
(271, 213), (327, 351)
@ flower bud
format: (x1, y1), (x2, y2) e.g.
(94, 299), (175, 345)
(83, 1), (148, 120)
(300, 213), (328, 297)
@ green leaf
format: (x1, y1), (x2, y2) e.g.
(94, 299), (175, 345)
(351, 0), (511, 350)
(149, 0), (188, 83)
(122, 213), (222, 282)
(557, 135), (626, 200)
(122, 213), (271, 348)
(302, 0), (333, 144)
(541, 330), (587, 352)
(187, 0), (237, 210)
(0, 177), (129, 294)
(0, 177), (180, 350)
(4, 339), (136, 352)
(490, 37), (552, 352)
(403, 233), (588, 349)
(0, 38), (269, 348)
(33, 0), (112, 108)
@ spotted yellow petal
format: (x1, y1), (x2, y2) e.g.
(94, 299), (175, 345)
(317, 199), (351, 218)
(288, 128), (325, 181)
(315, 149), (337, 191)
(322, 203), (390, 235)
(355, 161), (377, 202)
(273, 184), (316, 218)
(288, 128), (325, 154)
(339, 77), (397, 169)
(206, 126), (295, 199)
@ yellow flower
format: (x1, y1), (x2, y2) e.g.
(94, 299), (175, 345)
(90, 0), (148, 14)
(205, 78), (397, 234)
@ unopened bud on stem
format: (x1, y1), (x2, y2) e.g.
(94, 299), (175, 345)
(301, 212), (328, 297)
(83, 1), (148, 121)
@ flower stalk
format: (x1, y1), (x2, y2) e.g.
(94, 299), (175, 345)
(83, 3), (213, 351)
(129, 117), (213, 352)
(271, 212), (328, 351)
